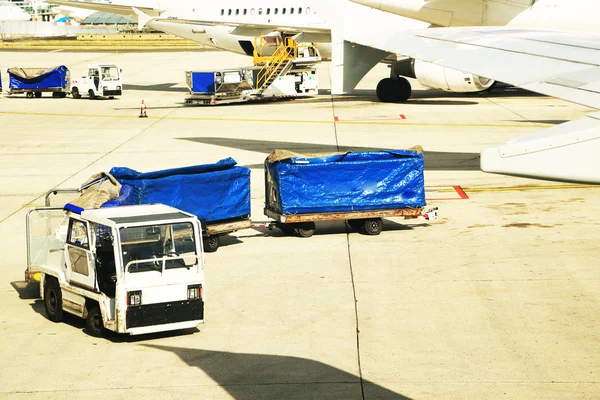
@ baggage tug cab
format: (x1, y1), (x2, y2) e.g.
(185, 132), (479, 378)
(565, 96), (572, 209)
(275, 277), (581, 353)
(28, 204), (205, 337)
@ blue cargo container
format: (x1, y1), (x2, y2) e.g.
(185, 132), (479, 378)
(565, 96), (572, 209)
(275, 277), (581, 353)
(104, 158), (252, 252)
(106, 158), (251, 224)
(264, 149), (427, 236)
(188, 71), (216, 94)
(7, 65), (70, 97)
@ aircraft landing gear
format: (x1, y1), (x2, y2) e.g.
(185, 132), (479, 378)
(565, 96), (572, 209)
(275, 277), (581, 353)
(376, 77), (412, 103)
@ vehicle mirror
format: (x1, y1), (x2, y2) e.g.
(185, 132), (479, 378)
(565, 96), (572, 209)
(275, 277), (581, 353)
(182, 254), (197, 267)
(120, 69), (122, 73)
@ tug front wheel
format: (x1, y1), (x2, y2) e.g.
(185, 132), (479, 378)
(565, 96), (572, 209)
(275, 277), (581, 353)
(43, 277), (64, 323)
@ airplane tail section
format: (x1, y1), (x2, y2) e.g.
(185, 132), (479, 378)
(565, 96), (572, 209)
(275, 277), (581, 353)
(132, 7), (153, 30)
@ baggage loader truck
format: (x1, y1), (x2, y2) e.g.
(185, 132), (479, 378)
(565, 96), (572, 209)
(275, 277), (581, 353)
(26, 203), (206, 337)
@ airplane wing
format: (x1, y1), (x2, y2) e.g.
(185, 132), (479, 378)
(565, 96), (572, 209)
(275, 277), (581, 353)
(47, 0), (164, 18)
(340, 25), (600, 183)
(344, 27), (600, 109)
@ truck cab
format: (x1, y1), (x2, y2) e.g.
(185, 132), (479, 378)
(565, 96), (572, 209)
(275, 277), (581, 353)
(26, 204), (205, 336)
(71, 64), (122, 100)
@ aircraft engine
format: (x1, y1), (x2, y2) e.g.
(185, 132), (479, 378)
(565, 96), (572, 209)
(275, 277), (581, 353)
(392, 58), (495, 93)
(413, 59), (495, 92)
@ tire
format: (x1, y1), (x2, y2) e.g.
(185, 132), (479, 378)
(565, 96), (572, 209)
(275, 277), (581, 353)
(295, 222), (316, 238)
(88, 89), (96, 100)
(361, 218), (383, 236)
(52, 92), (60, 98)
(203, 235), (220, 253)
(72, 87), (81, 99)
(376, 78), (399, 103)
(26, 92), (34, 98)
(43, 277), (64, 322)
(60, 92), (67, 98)
(86, 304), (105, 338)
(34, 92), (42, 98)
(108, 96), (115, 99)
(346, 219), (364, 230)
(397, 77), (412, 102)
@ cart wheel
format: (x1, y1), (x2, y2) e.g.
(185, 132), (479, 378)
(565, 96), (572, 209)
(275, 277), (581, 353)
(72, 87), (81, 99)
(203, 235), (220, 253)
(295, 222), (316, 238)
(88, 89), (96, 100)
(34, 92), (42, 98)
(346, 219), (364, 230)
(361, 218), (383, 236)
(26, 92), (34, 98)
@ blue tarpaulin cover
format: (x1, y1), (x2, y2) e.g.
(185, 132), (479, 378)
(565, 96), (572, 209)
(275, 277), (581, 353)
(8, 65), (69, 90)
(106, 158), (251, 223)
(265, 149), (425, 214)
(190, 72), (216, 94)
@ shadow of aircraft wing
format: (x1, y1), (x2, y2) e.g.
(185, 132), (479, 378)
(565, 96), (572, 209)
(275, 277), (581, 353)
(176, 137), (479, 171)
(145, 345), (411, 400)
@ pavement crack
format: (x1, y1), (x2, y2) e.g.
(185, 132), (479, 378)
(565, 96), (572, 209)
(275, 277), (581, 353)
(345, 231), (365, 400)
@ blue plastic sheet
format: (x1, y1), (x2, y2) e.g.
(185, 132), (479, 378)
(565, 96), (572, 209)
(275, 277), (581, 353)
(265, 150), (425, 214)
(108, 158), (251, 223)
(190, 72), (216, 94)
(8, 65), (69, 90)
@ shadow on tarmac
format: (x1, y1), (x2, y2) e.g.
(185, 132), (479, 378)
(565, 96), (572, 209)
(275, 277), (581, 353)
(11, 281), (40, 299)
(126, 83), (189, 92)
(144, 345), (412, 400)
(177, 137), (480, 171)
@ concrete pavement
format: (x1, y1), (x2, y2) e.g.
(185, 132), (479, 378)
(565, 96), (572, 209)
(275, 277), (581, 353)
(0, 50), (599, 399)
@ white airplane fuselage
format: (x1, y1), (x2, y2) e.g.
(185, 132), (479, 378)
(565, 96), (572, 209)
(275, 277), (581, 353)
(350, 0), (600, 33)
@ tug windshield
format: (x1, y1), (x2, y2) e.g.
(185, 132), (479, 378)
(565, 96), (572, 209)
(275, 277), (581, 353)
(120, 222), (197, 273)
(101, 66), (120, 81)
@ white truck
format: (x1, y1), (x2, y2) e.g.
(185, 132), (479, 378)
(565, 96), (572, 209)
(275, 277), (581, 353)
(71, 64), (123, 100)
(26, 203), (205, 337)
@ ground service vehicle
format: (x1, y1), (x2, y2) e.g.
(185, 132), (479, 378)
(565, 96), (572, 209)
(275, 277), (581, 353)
(184, 66), (318, 105)
(71, 64), (122, 99)
(26, 204), (205, 337)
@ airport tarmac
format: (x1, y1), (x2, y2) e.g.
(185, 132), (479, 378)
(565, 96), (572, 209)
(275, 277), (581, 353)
(1, 50), (599, 399)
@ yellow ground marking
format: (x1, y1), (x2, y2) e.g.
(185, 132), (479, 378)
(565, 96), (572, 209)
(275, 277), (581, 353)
(0, 111), (551, 128)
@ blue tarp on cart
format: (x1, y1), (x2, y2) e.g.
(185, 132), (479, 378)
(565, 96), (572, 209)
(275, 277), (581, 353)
(8, 65), (69, 90)
(106, 158), (251, 223)
(265, 149), (425, 214)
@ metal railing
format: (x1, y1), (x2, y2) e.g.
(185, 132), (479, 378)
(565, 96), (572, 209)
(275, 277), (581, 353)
(255, 38), (297, 90)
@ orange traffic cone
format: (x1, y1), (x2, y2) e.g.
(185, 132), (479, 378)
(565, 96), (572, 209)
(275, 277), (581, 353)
(139, 100), (148, 118)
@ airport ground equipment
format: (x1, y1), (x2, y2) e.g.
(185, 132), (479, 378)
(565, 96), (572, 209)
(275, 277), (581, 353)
(184, 38), (319, 105)
(45, 159), (251, 253)
(70, 64), (122, 99)
(7, 65), (70, 98)
(264, 149), (428, 237)
(25, 203), (206, 337)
